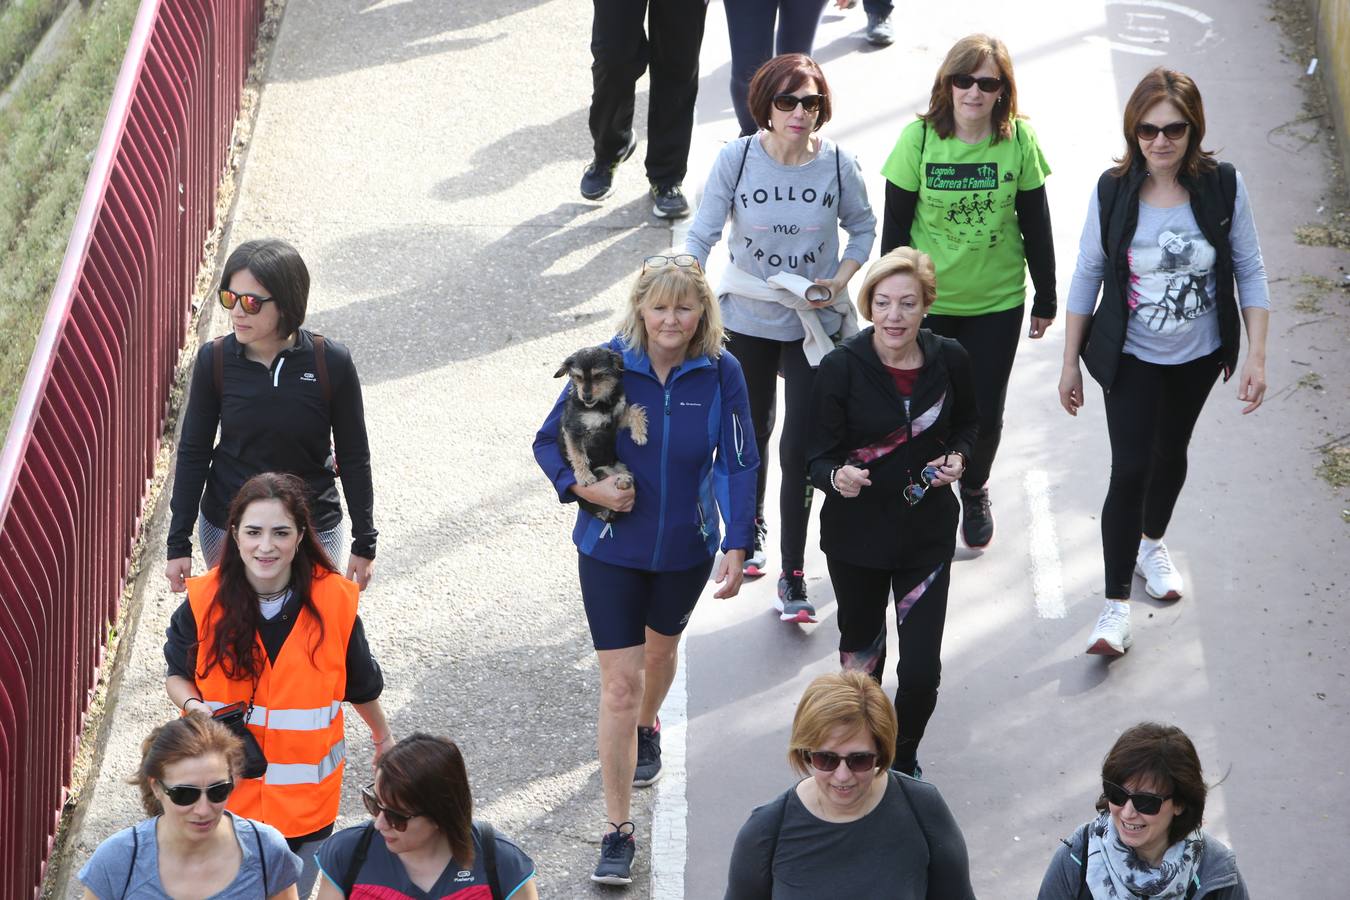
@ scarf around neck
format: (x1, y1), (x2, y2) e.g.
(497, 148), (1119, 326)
(1085, 812), (1203, 899)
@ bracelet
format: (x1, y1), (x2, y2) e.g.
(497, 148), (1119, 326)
(373, 735), (393, 745)
(182, 696), (204, 712)
(829, 466), (843, 494)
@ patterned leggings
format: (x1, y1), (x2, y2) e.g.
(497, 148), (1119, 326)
(826, 557), (951, 773)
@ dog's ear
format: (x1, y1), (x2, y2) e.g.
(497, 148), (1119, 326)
(608, 348), (624, 372)
(554, 354), (574, 378)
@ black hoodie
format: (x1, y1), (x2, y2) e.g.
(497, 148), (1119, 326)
(807, 327), (978, 569)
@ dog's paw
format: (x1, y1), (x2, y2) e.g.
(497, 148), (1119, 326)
(612, 473), (633, 490)
(572, 465), (598, 487)
(627, 404), (649, 445)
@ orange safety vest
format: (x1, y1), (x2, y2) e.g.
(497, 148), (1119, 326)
(187, 565), (358, 838)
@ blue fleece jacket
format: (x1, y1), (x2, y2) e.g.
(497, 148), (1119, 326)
(534, 339), (759, 572)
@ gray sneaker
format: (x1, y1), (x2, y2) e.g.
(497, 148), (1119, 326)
(865, 13), (895, 46)
(633, 723), (662, 787)
(775, 570), (817, 623)
(592, 822), (636, 885)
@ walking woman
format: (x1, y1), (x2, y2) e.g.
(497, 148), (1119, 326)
(879, 33), (1055, 548)
(686, 53), (875, 622)
(534, 258), (758, 885)
(78, 715), (302, 899)
(1038, 722), (1250, 899)
(165, 238), (377, 592)
(317, 734), (538, 899)
(164, 472), (392, 896)
(1059, 68), (1268, 656)
(806, 248), (977, 778)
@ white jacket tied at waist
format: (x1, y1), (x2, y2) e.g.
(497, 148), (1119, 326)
(717, 265), (859, 366)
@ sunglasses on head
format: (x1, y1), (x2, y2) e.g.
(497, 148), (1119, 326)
(1103, 780), (1172, 815)
(643, 253), (701, 272)
(361, 782), (417, 831)
(162, 780), (234, 806)
(218, 289), (274, 315)
(802, 749), (879, 773)
(950, 73), (1004, 93)
(772, 93), (825, 114)
(1136, 121), (1190, 141)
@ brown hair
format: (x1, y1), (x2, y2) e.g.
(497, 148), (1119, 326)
(787, 671), (897, 775)
(200, 472), (339, 682)
(377, 734), (476, 866)
(920, 34), (1018, 143)
(1097, 722), (1207, 844)
(617, 262), (725, 360)
(747, 53), (833, 132)
(855, 247), (938, 320)
(1112, 67), (1216, 178)
(130, 714), (244, 817)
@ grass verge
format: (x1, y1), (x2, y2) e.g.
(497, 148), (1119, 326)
(0, 0), (138, 441)
(0, 0), (69, 88)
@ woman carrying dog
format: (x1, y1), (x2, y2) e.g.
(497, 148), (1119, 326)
(164, 237), (378, 592)
(534, 257), (758, 885)
(686, 52), (875, 624)
(164, 472), (392, 896)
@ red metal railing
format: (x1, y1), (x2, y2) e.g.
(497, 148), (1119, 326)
(0, 1), (265, 894)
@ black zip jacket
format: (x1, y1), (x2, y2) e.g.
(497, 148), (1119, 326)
(167, 330), (377, 559)
(1081, 161), (1239, 390)
(807, 328), (978, 569)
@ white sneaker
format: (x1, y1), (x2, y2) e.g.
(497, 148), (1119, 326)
(1086, 601), (1132, 656)
(1135, 540), (1183, 600)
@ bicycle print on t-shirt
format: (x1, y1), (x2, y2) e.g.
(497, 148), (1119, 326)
(1126, 227), (1217, 335)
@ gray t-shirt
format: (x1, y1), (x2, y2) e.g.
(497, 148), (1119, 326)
(686, 134), (877, 342)
(1067, 170), (1268, 365)
(724, 772), (975, 900)
(78, 813), (301, 899)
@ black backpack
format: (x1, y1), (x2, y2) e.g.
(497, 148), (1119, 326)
(339, 821), (503, 899)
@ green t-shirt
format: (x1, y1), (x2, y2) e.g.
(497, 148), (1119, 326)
(881, 118), (1050, 316)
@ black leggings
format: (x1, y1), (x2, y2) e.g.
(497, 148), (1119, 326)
(827, 557), (951, 772)
(726, 330), (816, 572)
(923, 304), (1024, 491)
(1101, 351), (1220, 598)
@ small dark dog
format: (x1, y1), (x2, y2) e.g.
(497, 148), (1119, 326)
(554, 346), (649, 522)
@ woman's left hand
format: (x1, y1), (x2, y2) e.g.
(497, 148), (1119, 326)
(1028, 316), (1054, 339)
(1238, 355), (1266, 414)
(925, 453), (964, 486)
(347, 554), (375, 589)
(713, 549), (746, 599)
(372, 733), (393, 766)
(810, 277), (844, 308)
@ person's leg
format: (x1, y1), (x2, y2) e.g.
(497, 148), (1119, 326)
(862, 0), (894, 15)
(286, 835), (327, 898)
(773, 0), (829, 57)
(197, 512), (227, 568)
(644, 0), (708, 186)
(1100, 355), (1164, 599)
(776, 338), (817, 572)
(596, 644), (646, 826)
(588, 0), (650, 162)
(315, 520), (347, 573)
(638, 556), (715, 726)
(891, 562), (950, 775)
(723, 0), (778, 136)
(827, 556), (895, 680)
(1141, 352), (1222, 540)
(725, 330), (781, 527)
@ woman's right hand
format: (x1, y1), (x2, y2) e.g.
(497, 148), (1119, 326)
(572, 473), (636, 513)
(1058, 363), (1085, 416)
(832, 464), (871, 498)
(165, 557), (193, 592)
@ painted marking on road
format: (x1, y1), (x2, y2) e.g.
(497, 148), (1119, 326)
(650, 632), (688, 899)
(1024, 469), (1066, 619)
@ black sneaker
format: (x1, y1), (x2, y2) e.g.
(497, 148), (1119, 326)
(650, 182), (691, 219)
(743, 517), (768, 577)
(961, 487), (994, 548)
(775, 570), (817, 623)
(592, 822), (636, 885)
(634, 722), (662, 787)
(580, 133), (637, 201)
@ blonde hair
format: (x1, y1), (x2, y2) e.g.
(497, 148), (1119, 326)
(617, 264), (725, 359)
(787, 671), (897, 775)
(855, 247), (938, 321)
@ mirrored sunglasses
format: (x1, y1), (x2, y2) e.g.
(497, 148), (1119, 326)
(218, 289), (274, 315)
(162, 780), (234, 806)
(950, 74), (1004, 93)
(903, 464), (944, 506)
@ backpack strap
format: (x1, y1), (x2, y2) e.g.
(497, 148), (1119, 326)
(764, 788), (792, 872)
(479, 822), (502, 900)
(212, 335), (226, 397)
(311, 332), (332, 409)
(1096, 171), (1118, 256)
(250, 818), (268, 897)
(122, 823), (139, 900)
(1078, 828), (1090, 895)
(892, 771), (931, 845)
(835, 141), (843, 208)
(732, 135), (754, 195)
(341, 823), (377, 896)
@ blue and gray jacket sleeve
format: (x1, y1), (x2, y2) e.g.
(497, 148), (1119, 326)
(713, 352), (759, 553)
(533, 384), (578, 503)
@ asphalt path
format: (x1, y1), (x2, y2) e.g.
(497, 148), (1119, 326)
(61, 1), (1348, 898)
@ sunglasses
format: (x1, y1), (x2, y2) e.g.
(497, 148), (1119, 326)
(1103, 780), (1172, 816)
(903, 460), (947, 506)
(1136, 121), (1190, 141)
(162, 780), (235, 807)
(950, 74), (1004, 93)
(361, 783), (417, 831)
(218, 289), (274, 315)
(772, 93), (825, 113)
(643, 254), (702, 272)
(802, 750), (879, 773)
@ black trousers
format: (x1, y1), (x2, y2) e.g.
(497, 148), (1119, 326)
(1100, 351), (1220, 598)
(726, 329), (815, 572)
(724, 0), (828, 137)
(828, 557), (951, 773)
(589, 0), (707, 185)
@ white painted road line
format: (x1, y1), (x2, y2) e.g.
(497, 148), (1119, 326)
(1024, 469), (1067, 619)
(650, 632), (689, 898)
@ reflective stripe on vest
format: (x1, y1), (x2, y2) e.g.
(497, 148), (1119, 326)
(265, 739), (346, 786)
(204, 700), (341, 731)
